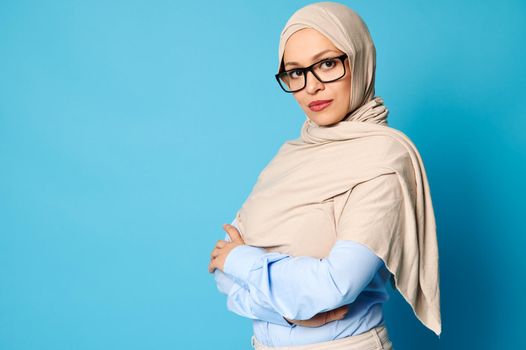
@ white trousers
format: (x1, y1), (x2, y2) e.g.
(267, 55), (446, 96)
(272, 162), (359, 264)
(251, 324), (394, 350)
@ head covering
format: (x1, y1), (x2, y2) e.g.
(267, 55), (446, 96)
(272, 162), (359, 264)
(278, 1), (388, 125)
(235, 1), (442, 337)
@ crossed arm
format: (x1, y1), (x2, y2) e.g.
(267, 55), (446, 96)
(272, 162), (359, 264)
(214, 227), (383, 326)
(211, 173), (401, 326)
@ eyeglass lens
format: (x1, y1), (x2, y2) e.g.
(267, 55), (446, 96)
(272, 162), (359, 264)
(278, 57), (345, 92)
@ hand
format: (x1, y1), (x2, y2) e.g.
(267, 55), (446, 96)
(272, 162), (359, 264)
(284, 304), (349, 327)
(208, 224), (245, 273)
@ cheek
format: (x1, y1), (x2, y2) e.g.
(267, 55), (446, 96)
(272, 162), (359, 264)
(331, 84), (350, 108)
(292, 92), (308, 109)
(340, 79), (352, 110)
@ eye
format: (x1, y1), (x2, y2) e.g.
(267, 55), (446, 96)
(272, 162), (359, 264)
(320, 59), (337, 69)
(289, 69), (304, 79)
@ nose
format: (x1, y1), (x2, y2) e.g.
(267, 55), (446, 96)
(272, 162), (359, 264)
(305, 70), (324, 94)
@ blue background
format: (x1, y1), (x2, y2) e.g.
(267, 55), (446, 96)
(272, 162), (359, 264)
(1, 0), (525, 349)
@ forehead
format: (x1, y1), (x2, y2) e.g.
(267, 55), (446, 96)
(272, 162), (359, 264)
(283, 28), (341, 64)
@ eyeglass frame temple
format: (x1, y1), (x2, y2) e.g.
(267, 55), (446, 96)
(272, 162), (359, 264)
(274, 54), (348, 93)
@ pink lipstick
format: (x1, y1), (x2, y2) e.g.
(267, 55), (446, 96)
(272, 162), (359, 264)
(308, 99), (333, 112)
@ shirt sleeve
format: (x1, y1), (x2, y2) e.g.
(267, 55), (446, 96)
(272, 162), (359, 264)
(213, 217), (292, 326)
(223, 174), (402, 321)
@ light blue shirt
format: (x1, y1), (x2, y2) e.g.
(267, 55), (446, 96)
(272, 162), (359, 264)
(213, 173), (401, 347)
(214, 224), (392, 347)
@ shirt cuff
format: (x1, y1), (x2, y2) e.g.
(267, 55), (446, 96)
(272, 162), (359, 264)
(250, 302), (295, 327)
(213, 268), (236, 295)
(224, 245), (267, 282)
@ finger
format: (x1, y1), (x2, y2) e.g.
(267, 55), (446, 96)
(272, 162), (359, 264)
(323, 310), (330, 323)
(208, 258), (217, 273)
(286, 315), (320, 328)
(210, 247), (217, 259)
(210, 241), (227, 259)
(215, 240), (227, 249)
(286, 318), (306, 327)
(337, 304), (348, 311)
(294, 318), (320, 328)
(330, 306), (348, 320)
(210, 247), (223, 259)
(223, 224), (243, 243)
(337, 305), (349, 317)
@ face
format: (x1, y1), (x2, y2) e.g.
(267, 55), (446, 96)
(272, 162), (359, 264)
(282, 28), (352, 126)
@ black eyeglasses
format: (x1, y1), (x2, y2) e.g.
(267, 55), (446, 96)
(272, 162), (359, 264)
(275, 54), (348, 93)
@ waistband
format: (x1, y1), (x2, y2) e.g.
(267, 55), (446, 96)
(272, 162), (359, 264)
(251, 324), (391, 350)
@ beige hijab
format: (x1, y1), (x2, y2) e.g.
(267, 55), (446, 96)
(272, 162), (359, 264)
(235, 2), (442, 337)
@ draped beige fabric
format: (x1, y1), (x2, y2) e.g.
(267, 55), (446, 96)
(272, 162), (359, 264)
(234, 2), (441, 336)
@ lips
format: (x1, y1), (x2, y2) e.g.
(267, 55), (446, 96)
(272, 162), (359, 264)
(308, 99), (333, 112)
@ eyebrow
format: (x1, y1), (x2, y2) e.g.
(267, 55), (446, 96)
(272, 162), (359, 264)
(284, 49), (342, 68)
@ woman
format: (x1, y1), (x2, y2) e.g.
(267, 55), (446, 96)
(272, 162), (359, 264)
(208, 2), (441, 349)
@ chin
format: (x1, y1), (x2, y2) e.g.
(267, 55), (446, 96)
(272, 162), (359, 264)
(307, 113), (343, 127)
